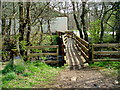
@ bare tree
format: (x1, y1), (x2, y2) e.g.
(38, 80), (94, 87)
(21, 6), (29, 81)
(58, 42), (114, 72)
(72, 2), (83, 39)
(80, 0), (88, 41)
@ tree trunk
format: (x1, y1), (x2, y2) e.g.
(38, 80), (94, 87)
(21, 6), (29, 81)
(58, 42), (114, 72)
(26, 2), (31, 45)
(81, 1), (88, 41)
(2, 16), (5, 36)
(40, 18), (43, 33)
(100, 3), (115, 42)
(19, 2), (25, 57)
(13, 2), (16, 35)
(115, 2), (120, 43)
(72, 2), (83, 39)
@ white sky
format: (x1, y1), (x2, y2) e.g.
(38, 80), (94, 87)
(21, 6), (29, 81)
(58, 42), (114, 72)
(1, 0), (120, 2)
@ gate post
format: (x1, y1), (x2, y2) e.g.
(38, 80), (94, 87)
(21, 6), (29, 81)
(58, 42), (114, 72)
(89, 44), (94, 64)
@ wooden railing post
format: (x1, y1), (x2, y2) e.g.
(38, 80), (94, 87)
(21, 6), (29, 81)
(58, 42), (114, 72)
(88, 44), (92, 64)
(91, 44), (94, 64)
(57, 46), (59, 62)
(27, 48), (30, 60)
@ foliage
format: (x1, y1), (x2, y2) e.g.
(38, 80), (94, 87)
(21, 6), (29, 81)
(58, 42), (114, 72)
(22, 72), (33, 77)
(1, 60), (65, 88)
(2, 72), (16, 81)
(14, 65), (25, 74)
(88, 19), (101, 43)
(103, 33), (114, 43)
(2, 61), (14, 74)
(19, 40), (28, 51)
(31, 34), (59, 53)
(2, 51), (9, 61)
(2, 61), (25, 75)
(31, 49), (42, 53)
(90, 61), (120, 69)
(41, 35), (59, 46)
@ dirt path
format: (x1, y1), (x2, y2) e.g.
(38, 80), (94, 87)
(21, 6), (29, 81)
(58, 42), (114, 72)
(50, 67), (120, 88)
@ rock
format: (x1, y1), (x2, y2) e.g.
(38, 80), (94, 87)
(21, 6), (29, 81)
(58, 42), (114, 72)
(71, 76), (77, 81)
(115, 80), (119, 85)
(93, 84), (100, 88)
(84, 63), (89, 67)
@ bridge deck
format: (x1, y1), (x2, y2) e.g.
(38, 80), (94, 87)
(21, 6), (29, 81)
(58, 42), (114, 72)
(64, 36), (87, 70)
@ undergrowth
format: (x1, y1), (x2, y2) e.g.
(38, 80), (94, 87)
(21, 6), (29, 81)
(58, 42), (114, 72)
(89, 61), (120, 77)
(1, 59), (65, 88)
(89, 61), (120, 69)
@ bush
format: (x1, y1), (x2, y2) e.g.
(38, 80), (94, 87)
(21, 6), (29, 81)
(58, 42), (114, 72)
(33, 61), (46, 67)
(22, 72), (33, 77)
(27, 64), (39, 73)
(90, 61), (120, 69)
(88, 19), (101, 43)
(2, 62), (14, 74)
(2, 72), (16, 81)
(103, 34), (114, 43)
(14, 65), (25, 74)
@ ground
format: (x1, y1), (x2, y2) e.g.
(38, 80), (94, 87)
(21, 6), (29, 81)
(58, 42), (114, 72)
(49, 67), (120, 88)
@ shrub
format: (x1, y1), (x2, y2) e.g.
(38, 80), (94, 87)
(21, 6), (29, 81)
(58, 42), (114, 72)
(2, 62), (14, 74)
(14, 65), (25, 74)
(33, 61), (46, 67)
(2, 72), (16, 81)
(27, 64), (39, 73)
(22, 72), (33, 77)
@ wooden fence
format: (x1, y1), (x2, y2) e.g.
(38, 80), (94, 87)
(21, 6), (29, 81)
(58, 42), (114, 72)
(92, 43), (120, 62)
(65, 31), (120, 63)
(27, 45), (59, 63)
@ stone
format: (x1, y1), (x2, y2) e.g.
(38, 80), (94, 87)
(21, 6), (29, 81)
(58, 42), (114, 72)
(115, 80), (119, 85)
(71, 76), (77, 81)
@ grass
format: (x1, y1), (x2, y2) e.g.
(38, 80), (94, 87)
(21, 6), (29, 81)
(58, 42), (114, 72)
(89, 61), (120, 77)
(1, 59), (65, 88)
(89, 61), (120, 69)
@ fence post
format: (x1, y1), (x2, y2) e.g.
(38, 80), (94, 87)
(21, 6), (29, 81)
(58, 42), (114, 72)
(91, 44), (94, 63)
(57, 46), (59, 62)
(89, 44), (94, 64)
(27, 47), (30, 60)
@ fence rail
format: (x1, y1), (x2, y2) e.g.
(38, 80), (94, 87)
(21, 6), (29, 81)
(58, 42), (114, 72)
(92, 43), (120, 62)
(27, 45), (59, 63)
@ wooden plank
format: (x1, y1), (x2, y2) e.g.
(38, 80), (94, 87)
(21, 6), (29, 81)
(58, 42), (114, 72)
(93, 59), (120, 62)
(70, 43), (79, 68)
(28, 53), (58, 56)
(95, 54), (120, 58)
(64, 37), (67, 41)
(66, 32), (89, 47)
(27, 45), (59, 49)
(93, 43), (120, 47)
(75, 38), (89, 55)
(73, 43), (84, 68)
(74, 34), (89, 47)
(76, 43), (89, 61)
(56, 47), (59, 61)
(94, 51), (120, 55)
(44, 60), (59, 64)
(66, 42), (74, 70)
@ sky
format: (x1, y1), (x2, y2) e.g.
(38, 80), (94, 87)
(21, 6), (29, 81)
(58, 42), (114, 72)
(1, 0), (120, 2)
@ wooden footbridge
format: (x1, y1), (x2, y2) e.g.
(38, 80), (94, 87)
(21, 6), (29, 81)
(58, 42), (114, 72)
(62, 32), (90, 70)
(27, 31), (120, 70)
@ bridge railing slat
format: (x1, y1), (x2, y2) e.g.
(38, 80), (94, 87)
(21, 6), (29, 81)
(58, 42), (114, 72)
(65, 31), (90, 63)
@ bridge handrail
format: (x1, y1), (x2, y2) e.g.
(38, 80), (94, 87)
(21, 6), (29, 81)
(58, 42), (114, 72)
(65, 31), (90, 63)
